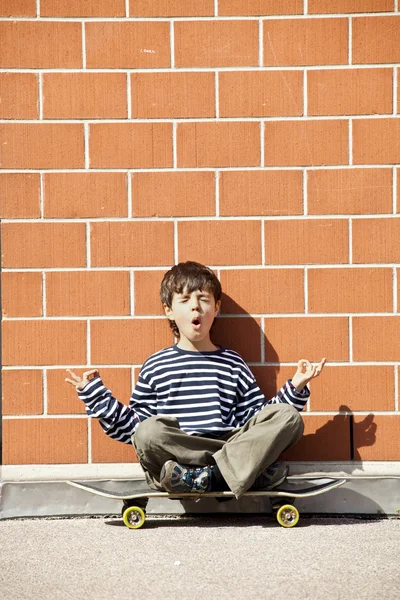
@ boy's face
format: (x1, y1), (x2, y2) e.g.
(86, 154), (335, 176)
(164, 288), (221, 350)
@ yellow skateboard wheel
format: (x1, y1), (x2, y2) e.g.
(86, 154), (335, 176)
(122, 505), (146, 529)
(276, 504), (299, 528)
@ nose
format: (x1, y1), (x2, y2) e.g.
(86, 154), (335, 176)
(190, 295), (200, 310)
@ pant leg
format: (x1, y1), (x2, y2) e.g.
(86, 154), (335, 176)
(214, 404), (304, 498)
(132, 415), (225, 490)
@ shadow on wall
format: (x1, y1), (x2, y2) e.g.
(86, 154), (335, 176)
(213, 294), (377, 470)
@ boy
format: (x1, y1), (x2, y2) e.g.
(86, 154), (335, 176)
(66, 261), (325, 498)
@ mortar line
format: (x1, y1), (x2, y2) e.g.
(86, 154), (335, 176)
(36, 0), (40, 17)
(86, 319), (91, 365)
(260, 317), (265, 363)
(39, 172), (44, 218)
(125, 0), (129, 17)
(394, 366), (399, 411)
(393, 167), (398, 214)
(349, 118), (353, 165)
(303, 169), (308, 215)
(214, 0), (218, 16)
(172, 121), (177, 168)
(258, 19), (263, 67)
(304, 0), (308, 14)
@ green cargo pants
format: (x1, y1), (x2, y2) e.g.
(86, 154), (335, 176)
(132, 403), (304, 498)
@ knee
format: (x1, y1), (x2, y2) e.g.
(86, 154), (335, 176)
(280, 404), (304, 438)
(133, 415), (179, 451)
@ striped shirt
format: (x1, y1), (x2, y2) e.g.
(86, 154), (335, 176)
(78, 345), (310, 444)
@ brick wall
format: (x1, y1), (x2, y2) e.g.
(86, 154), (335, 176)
(1, 1), (400, 468)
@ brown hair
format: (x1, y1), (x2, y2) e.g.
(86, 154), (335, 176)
(160, 261), (222, 337)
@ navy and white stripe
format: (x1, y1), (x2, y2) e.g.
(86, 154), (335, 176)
(78, 345), (310, 445)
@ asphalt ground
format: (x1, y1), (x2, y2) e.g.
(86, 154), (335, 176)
(1, 515), (399, 599)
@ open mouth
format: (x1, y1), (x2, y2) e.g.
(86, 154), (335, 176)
(192, 317), (201, 329)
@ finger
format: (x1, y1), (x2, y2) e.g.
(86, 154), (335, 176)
(65, 369), (81, 382)
(314, 358), (327, 376)
(83, 369), (99, 380)
(65, 378), (78, 387)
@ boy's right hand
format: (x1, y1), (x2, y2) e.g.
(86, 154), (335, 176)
(65, 369), (100, 390)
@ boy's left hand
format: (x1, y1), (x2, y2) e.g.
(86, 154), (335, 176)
(291, 358), (326, 392)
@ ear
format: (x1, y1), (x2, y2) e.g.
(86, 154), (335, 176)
(215, 300), (221, 316)
(163, 304), (174, 320)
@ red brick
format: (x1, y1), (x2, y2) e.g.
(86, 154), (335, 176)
(178, 220), (262, 266)
(2, 223), (86, 268)
(219, 0), (302, 15)
(134, 270), (165, 316)
(85, 22), (170, 69)
(264, 219), (349, 265)
(131, 72), (215, 119)
(219, 71), (303, 117)
(308, 69), (392, 116)
(43, 172), (128, 219)
(309, 0), (393, 13)
(284, 415), (351, 461)
(46, 271), (130, 317)
(130, 0), (214, 16)
(212, 317), (262, 362)
(3, 320), (87, 366)
(3, 419), (87, 464)
(353, 119), (400, 165)
(0, 173), (40, 218)
(308, 268), (393, 313)
(41, 0), (126, 16)
(91, 319), (171, 365)
(43, 73), (127, 119)
(352, 218), (400, 263)
(178, 122), (260, 168)
(353, 317), (400, 361)
(220, 269), (304, 314)
(89, 123), (172, 169)
(2, 370), (43, 415)
(175, 20), (258, 68)
(219, 170), (303, 217)
(353, 415), (400, 461)
(2, 272), (42, 318)
(91, 221), (174, 267)
(91, 420), (138, 463)
(307, 168), (393, 215)
(353, 16), (400, 64)
(264, 120), (348, 167)
(0, 0), (36, 16)
(0, 73), (38, 119)
(48, 367), (131, 415)
(264, 317), (349, 362)
(309, 365), (394, 411)
(132, 172), (215, 218)
(263, 18), (348, 67)
(0, 21), (82, 68)
(0, 124), (84, 169)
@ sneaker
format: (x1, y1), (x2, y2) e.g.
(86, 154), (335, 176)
(160, 460), (212, 494)
(251, 462), (289, 491)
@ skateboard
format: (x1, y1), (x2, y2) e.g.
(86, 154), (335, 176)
(67, 478), (346, 529)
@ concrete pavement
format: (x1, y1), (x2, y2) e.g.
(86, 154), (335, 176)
(1, 515), (399, 599)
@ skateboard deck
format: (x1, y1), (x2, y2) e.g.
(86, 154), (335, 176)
(67, 478), (346, 529)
